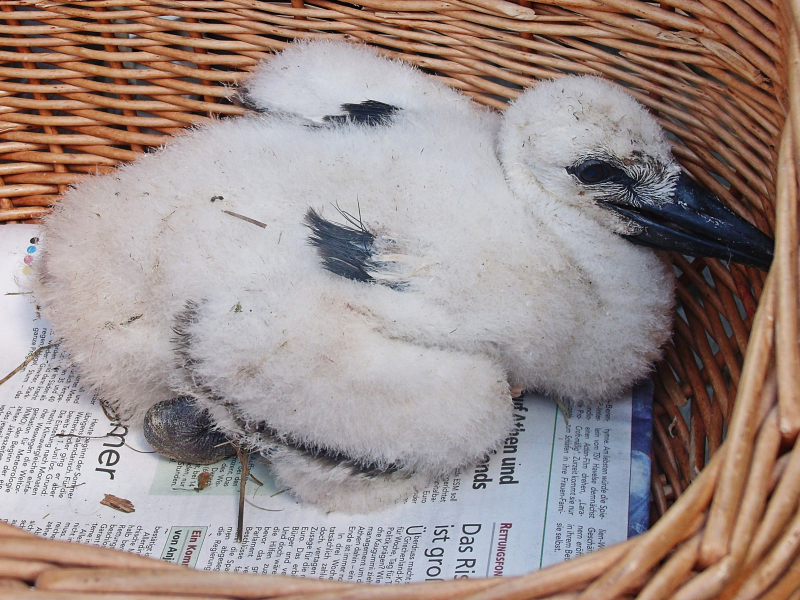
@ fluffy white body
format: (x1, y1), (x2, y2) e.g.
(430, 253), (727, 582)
(34, 41), (675, 512)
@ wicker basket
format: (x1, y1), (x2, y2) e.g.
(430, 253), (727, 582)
(0, 1), (796, 598)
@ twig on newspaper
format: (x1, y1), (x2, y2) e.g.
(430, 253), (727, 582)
(234, 442), (249, 543)
(244, 498), (284, 512)
(53, 433), (155, 455)
(55, 433), (115, 439)
(0, 340), (60, 386)
(242, 468), (283, 512)
(124, 443), (157, 454)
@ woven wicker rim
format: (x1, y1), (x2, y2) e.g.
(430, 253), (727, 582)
(0, 1), (798, 598)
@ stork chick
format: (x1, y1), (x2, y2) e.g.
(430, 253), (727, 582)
(33, 41), (772, 512)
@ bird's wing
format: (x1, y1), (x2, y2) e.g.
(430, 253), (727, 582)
(240, 39), (476, 123)
(168, 292), (513, 512)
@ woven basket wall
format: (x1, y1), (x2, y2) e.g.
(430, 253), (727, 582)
(0, 1), (797, 598)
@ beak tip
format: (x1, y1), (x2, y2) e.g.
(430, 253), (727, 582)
(607, 172), (774, 272)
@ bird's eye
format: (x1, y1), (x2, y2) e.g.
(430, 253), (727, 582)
(568, 160), (622, 185)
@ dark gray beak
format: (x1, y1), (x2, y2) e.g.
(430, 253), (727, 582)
(601, 172), (773, 271)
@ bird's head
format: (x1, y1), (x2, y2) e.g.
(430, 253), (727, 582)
(499, 76), (773, 271)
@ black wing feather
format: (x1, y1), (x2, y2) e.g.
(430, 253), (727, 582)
(230, 95), (399, 127)
(323, 100), (400, 126)
(304, 208), (376, 283)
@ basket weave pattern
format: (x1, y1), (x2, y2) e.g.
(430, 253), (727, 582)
(0, 1), (797, 598)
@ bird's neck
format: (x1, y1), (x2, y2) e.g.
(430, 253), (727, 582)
(523, 186), (672, 294)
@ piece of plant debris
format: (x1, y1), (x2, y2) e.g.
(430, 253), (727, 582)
(196, 471), (211, 491)
(222, 210), (267, 229)
(0, 341), (61, 387)
(100, 494), (135, 513)
(234, 442), (249, 543)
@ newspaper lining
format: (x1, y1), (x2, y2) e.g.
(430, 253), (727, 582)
(1, 224), (650, 581)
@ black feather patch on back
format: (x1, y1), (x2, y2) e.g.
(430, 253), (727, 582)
(304, 207), (377, 283)
(323, 100), (400, 126)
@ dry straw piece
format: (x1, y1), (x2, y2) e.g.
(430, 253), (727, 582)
(0, 0), (796, 597)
